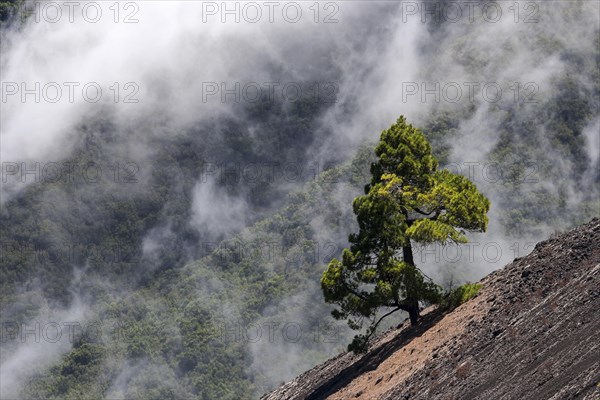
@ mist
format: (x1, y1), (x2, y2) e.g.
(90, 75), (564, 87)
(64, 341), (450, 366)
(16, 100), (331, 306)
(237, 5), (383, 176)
(1, 0), (599, 398)
(0, 267), (94, 398)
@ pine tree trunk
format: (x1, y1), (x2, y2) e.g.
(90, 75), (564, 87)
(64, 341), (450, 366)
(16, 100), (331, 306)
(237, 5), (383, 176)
(407, 301), (420, 326)
(403, 242), (414, 265)
(403, 241), (420, 326)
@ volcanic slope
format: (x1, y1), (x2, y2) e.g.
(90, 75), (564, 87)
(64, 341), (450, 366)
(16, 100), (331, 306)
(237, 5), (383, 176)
(262, 218), (600, 400)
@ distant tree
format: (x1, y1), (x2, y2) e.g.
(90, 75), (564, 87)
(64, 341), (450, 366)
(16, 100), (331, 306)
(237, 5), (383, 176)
(0, 0), (22, 24)
(321, 116), (490, 352)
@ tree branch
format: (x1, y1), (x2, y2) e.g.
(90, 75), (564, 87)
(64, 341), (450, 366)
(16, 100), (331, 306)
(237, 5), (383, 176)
(343, 281), (369, 302)
(413, 207), (434, 216)
(363, 307), (402, 344)
(415, 266), (435, 283)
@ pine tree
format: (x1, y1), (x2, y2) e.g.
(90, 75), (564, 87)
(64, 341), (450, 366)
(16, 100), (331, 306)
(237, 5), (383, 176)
(321, 116), (491, 352)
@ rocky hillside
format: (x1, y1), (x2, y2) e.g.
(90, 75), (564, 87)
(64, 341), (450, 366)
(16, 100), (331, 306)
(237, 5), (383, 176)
(262, 218), (600, 400)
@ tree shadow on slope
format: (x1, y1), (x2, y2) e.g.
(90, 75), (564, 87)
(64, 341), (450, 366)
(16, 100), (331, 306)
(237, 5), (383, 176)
(305, 308), (446, 400)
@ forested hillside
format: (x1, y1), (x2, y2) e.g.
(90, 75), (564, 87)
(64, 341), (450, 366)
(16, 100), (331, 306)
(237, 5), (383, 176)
(1, 1), (598, 399)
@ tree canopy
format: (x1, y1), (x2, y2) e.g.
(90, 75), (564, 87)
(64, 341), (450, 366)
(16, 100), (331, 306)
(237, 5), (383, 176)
(321, 116), (491, 352)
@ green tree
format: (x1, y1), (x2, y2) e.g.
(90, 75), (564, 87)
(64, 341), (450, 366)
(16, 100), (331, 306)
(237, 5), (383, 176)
(321, 116), (490, 351)
(0, 0), (22, 24)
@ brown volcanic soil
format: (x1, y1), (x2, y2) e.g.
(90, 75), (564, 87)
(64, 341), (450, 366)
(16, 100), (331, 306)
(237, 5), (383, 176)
(261, 218), (600, 400)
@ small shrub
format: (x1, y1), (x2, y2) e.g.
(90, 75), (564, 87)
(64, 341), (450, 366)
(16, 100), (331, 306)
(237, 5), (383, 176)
(442, 283), (482, 311)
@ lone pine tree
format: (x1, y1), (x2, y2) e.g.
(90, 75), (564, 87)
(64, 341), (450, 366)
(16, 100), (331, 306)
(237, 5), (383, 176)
(321, 116), (491, 352)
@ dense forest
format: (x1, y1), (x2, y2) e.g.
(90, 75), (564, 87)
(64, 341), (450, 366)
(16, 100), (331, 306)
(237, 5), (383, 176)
(1, 1), (598, 399)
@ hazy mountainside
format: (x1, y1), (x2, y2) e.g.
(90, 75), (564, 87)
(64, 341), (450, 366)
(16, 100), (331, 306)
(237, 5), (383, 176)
(1, 1), (599, 399)
(0, 97), (335, 308)
(2, 144), (373, 399)
(262, 218), (600, 400)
